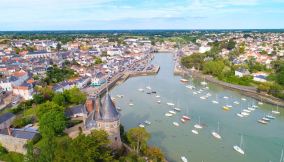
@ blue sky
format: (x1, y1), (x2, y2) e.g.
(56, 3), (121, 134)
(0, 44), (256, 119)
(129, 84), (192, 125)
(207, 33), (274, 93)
(0, 0), (284, 30)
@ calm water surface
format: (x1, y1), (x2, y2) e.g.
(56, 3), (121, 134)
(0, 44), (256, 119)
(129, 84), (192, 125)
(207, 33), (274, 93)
(111, 53), (284, 162)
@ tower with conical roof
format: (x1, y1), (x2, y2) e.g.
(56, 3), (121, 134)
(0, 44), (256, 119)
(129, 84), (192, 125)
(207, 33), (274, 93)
(83, 93), (122, 149)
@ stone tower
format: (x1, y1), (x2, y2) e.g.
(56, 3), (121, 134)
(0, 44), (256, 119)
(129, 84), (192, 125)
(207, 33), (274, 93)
(83, 93), (122, 149)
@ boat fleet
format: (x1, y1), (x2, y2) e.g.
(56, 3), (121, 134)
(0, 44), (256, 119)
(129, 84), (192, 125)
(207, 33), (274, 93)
(115, 77), (282, 162)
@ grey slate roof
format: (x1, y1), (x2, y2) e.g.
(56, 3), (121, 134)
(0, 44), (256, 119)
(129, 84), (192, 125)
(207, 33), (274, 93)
(100, 93), (119, 122)
(0, 113), (15, 124)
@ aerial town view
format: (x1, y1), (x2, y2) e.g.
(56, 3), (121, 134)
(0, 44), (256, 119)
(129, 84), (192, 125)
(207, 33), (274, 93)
(0, 0), (284, 162)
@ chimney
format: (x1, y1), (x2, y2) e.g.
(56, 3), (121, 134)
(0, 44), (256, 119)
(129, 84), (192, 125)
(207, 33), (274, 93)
(7, 127), (12, 136)
(85, 98), (94, 113)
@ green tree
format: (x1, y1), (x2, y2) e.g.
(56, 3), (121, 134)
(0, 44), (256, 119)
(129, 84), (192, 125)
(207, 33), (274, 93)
(202, 60), (225, 77)
(54, 130), (113, 162)
(145, 146), (165, 162)
(52, 93), (66, 106)
(39, 109), (66, 136)
(63, 87), (86, 104)
(127, 127), (150, 154)
(181, 53), (205, 70)
(36, 101), (64, 120)
(227, 39), (236, 50)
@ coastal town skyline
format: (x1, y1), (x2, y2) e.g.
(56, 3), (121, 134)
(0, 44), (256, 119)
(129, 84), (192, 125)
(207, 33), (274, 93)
(1, 0), (284, 31)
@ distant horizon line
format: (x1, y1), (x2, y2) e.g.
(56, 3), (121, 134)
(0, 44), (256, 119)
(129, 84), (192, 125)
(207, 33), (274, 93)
(1, 28), (284, 32)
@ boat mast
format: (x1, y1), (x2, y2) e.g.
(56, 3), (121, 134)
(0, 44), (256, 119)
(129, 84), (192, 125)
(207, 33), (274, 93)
(240, 135), (243, 148)
(280, 149), (283, 162)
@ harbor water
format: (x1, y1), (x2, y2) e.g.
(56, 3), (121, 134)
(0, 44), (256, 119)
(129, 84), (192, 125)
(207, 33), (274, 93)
(111, 53), (284, 162)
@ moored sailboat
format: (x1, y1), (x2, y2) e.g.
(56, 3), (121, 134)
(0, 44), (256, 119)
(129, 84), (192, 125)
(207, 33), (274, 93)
(233, 135), (245, 155)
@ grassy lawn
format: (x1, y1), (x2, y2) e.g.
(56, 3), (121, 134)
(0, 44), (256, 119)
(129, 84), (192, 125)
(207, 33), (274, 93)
(0, 152), (24, 162)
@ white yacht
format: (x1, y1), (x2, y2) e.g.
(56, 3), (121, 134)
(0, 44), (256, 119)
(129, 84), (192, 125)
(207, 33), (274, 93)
(138, 88), (144, 92)
(181, 156), (188, 162)
(169, 110), (176, 114)
(237, 113), (244, 118)
(192, 129), (199, 134)
(200, 96), (207, 100)
(174, 107), (181, 111)
(165, 113), (173, 117)
(258, 119), (268, 124)
(233, 135), (245, 155)
(139, 124), (145, 128)
(272, 105), (280, 115)
(211, 122), (222, 139)
(144, 120), (151, 125)
(266, 114), (275, 119)
(194, 117), (203, 129)
(233, 101), (240, 105)
(167, 102), (175, 106)
(173, 122), (180, 127)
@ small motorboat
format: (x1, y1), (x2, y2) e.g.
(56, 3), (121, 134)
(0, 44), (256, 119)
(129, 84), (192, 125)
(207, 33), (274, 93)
(181, 118), (186, 123)
(200, 96), (206, 100)
(201, 81), (207, 86)
(117, 107), (122, 111)
(241, 111), (250, 116)
(233, 145), (245, 155)
(243, 109), (251, 113)
(192, 129), (199, 134)
(193, 92), (198, 95)
(182, 115), (190, 120)
(194, 124), (203, 129)
(252, 105), (258, 108)
(157, 100), (161, 104)
(186, 85), (194, 89)
(258, 119), (268, 124)
(247, 107), (255, 111)
(262, 117), (270, 122)
(174, 107), (181, 111)
(117, 95), (124, 98)
(234, 135), (245, 155)
(181, 156), (188, 162)
(167, 102), (175, 106)
(266, 114), (275, 119)
(241, 98), (247, 101)
(212, 131), (222, 139)
(165, 113), (173, 117)
(139, 123), (145, 128)
(223, 106), (230, 111)
(173, 122), (180, 127)
(155, 95), (160, 98)
(223, 96), (229, 99)
(226, 105), (233, 108)
(180, 78), (189, 83)
(212, 100), (219, 104)
(129, 103), (134, 106)
(138, 88), (144, 92)
(237, 113), (244, 117)
(146, 86), (152, 90)
(144, 120), (151, 125)
(233, 101), (240, 105)
(258, 102), (263, 105)
(169, 110), (176, 114)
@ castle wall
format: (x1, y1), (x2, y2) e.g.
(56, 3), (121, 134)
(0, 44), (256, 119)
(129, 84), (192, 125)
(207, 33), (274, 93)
(0, 134), (28, 154)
